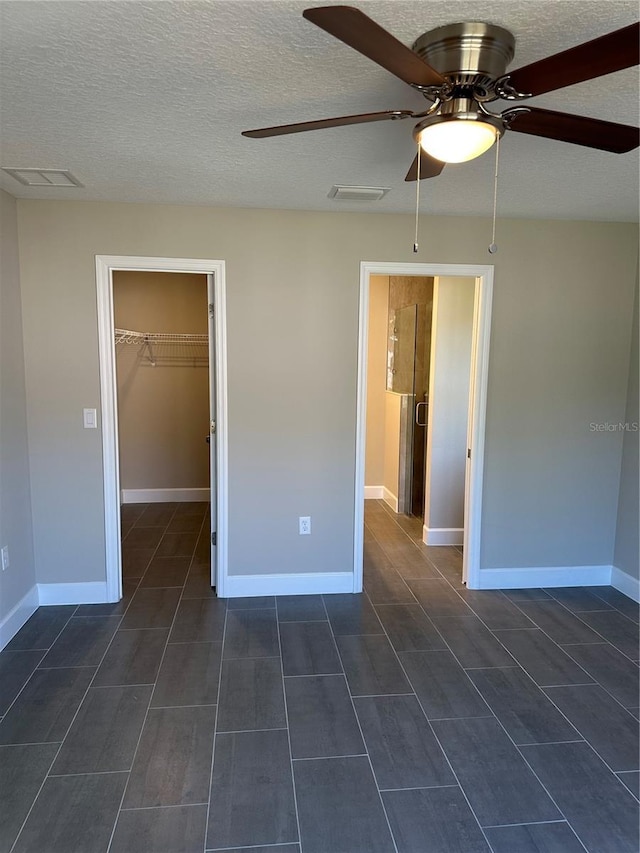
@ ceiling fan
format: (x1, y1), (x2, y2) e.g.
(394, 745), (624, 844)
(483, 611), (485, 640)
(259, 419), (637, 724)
(242, 5), (640, 181)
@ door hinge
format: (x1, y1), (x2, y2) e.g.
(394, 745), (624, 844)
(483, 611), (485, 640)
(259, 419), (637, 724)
(467, 448), (471, 459)
(210, 419), (216, 434)
(211, 532), (217, 546)
(208, 303), (214, 318)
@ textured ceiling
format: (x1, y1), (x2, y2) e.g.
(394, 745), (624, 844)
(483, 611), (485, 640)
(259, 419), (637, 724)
(0, 0), (638, 220)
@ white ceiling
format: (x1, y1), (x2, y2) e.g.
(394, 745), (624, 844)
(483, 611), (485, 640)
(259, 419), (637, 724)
(1, 0), (638, 220)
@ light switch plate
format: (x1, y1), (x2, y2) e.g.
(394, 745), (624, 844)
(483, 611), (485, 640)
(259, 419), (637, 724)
(83, 408), (97, 429)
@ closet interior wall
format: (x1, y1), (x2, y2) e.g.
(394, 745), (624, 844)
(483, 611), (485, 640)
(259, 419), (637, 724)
(113, 271), (209, 500)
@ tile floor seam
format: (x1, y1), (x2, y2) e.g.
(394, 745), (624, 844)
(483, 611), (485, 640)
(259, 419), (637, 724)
(119, 802), (208, 811)
(481, 818), (570, 829)
(1, 607), (79, 718)
(502, 656), (639, 794)
(221, 653), (291, 661)
(105, 506), (204, 853)
(335, 692), (416, 698)
(291, 753), (369, 762)
(359, 584), (497, 849)
(363, 529), (585, 830)
(320, 591), (401, 853)
(515, 739), (586, 747)
(504, 598), (638, 668)
(586, 590), (640, 623)
(549, 651), (640, 715)
(365, 517), (441, 582)
(184, 508), (225, 853)
(417, 561), (615, 842)
(275, 597), (303, 851)
(202, 602), (228, 851)
(7, 607), (130, 853)
(205, 842), (300, 852)
(48, 769), (133, 778)
(412, 585), (578, 818)
(216, 727), (289, 735)
(377, 783), (460, 792)
(367, 505), (635, 851)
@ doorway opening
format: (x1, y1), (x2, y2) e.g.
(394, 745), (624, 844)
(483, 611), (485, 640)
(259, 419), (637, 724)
(354, 262), (494, 591)
(96, 256), (228, 603)
(113, 271), (210, 595)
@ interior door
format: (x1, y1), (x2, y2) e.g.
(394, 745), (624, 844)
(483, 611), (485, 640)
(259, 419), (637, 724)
(207, 274), (217, 588)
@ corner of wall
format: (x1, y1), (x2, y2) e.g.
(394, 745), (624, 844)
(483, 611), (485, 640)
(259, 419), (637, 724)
(613, 266), (639, 583)
(0, 190), (38, 645)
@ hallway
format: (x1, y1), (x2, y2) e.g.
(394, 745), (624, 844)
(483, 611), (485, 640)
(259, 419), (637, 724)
(0, 500), (638, 852)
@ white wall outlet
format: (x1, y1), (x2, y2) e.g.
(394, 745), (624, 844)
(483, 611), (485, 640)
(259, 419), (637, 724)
(1, 546), (9, 571)
(299, 516), (311, 535)
(83, 408), (97, 429)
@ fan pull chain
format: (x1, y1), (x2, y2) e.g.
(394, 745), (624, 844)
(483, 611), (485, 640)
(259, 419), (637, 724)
(488, 134), (500, 254)
(413, 141), (421, 253)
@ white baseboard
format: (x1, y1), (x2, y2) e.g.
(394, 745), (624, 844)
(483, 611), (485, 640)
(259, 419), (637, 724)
(423, 526), (464, 546)
(0, 585), (39, 651)
(383, 488), (398, 513)
(223, 572), (354, 597)
(121, 488), (210, 504)
(37, 581), (112, 606)
(364, 486), (384, 499)
(477, 565), (612, 590)
(611, 566), (640, 603)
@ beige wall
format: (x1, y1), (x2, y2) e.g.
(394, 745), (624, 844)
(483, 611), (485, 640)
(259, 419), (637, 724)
(15, 201), (638, 586)
(0, 190), (35, 621)
(614, 270), (639, 579)
(383, 392), (401, 504)
(114, 271), (209, 492)
(425, 277), (475, 532)
(365, 275), (388, 487)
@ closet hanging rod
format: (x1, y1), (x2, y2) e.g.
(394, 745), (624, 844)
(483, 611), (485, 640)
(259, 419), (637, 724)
(114, 328), (208, 345)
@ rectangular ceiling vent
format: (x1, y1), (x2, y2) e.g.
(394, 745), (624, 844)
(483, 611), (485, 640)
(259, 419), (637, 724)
(2, 167), (84, 187)
(328, 185), (390, 202)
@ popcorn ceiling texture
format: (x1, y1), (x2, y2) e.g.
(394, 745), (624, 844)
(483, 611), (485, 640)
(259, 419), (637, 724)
(0, 0), (637, 220)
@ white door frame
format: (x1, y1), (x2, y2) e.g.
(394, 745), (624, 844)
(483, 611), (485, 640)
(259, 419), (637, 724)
(95, 255), (229, 602)
(354, 261), (494, 591)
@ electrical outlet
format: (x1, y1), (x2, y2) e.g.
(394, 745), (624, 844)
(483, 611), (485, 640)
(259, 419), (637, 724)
(1, 546), (9, 571)
(299, 516), (311, 535)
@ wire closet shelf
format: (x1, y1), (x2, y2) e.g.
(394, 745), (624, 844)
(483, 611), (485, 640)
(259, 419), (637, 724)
(114, 328), (208, 367)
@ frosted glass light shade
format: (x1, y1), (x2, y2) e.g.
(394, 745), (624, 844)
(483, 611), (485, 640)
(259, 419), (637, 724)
(418, 119), (499, 163)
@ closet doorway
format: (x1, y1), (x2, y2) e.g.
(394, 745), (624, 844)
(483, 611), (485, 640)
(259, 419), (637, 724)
(96, 256), (228, 603)
(354, 261), (493, 591)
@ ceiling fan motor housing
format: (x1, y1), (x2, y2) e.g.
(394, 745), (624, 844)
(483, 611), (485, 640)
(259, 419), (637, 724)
(412, 22), (515, 94)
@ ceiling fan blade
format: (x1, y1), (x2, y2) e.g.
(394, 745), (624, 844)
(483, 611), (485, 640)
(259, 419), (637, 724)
(507, 22), (640, 96)
(242, 110), (414, 138)
(405, 150), (445, 181)
(508, 107), (639, 153)
(303, 5), (444, 87)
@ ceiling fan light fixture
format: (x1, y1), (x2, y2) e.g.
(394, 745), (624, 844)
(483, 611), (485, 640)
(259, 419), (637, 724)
(414, 99), (505, 164)
(417, 115), (501, 163)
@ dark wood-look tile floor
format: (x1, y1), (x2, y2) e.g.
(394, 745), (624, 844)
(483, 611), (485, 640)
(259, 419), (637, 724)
(0, 499), (638, 852)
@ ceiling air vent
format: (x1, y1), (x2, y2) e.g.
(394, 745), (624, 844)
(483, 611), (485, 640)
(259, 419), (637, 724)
(328, 185), (390, 201)
(2, 168), (84, 187)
